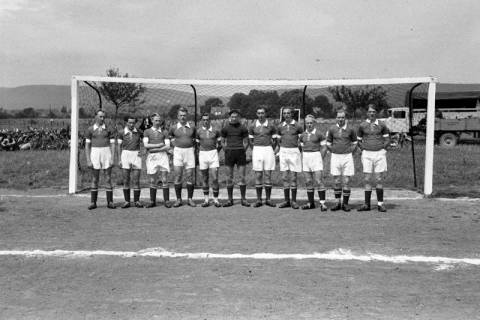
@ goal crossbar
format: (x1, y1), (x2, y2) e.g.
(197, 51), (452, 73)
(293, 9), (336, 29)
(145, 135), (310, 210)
(69, 76), (437, 196)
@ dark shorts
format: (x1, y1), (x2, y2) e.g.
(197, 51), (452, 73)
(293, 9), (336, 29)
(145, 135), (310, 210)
(224, 149), (247, 167)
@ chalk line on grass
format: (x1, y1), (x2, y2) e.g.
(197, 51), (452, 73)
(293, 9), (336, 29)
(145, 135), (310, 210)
(0, 248), (479, 269)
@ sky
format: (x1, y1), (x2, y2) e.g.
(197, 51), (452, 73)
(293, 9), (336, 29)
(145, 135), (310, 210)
(0, 0), (479, 87)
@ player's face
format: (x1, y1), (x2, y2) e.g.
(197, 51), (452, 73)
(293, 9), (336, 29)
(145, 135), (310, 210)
(202, 116), (210, 128)
(306, 119), (315, 131)
(95, 111), (105, 125)
(152, 116), (161, 128)
(367, 108), (377, 121)
(229, 113), (239, 124)
(283, 109), (292, 121)
(126, 118), (136, 131)
(178, 111), (187, 124)
(336, 112), (346, 127)
(257, 109), (266, 122)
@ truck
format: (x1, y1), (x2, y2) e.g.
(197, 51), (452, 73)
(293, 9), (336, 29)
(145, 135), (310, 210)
(383, 106), (480, 147)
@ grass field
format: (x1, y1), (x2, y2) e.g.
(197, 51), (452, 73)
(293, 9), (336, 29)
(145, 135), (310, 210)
(1, 142), (480, 197)
(0, 193), (479, 319)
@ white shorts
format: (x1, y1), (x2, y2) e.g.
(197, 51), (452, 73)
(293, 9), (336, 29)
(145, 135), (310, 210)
(330, 153), (354, 176)
(91, 147), (113, 170)
(302, 151), (323, 172)
(252, 146), (276, 171)
(146, 152), (170, 174)
(361, 149), (387, 173)
(173, 147), (195, 169)
(279, 147), (302, 173)
(121, 150), (142, 170)
(199, 149), (219, 170)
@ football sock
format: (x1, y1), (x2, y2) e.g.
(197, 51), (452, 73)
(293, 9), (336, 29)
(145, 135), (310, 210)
(123, 188), (130, 202)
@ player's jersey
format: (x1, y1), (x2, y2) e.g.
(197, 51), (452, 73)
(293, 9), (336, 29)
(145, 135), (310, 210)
(248, 120), (276, 146)
(143, 127), (167, 153)
(85, 124), (115, 148)
(326, 123), (357, 154)
(169, 122), (195, 148)
(118, 127), (142, 151)
(221, 122), (249, 150)
(276, 120), (303, 148)
(196, 126), (221, 151)
(357, 119), (389, 151)
(300, 128), (326, 152)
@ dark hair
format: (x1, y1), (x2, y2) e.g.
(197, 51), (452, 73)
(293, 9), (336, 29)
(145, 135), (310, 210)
(95, 109), (105, 115)
(229, 109), (241, 116)
(178, 107), (188, 114)
(201, 112), (210, 118)
(124, 115), (136, 122)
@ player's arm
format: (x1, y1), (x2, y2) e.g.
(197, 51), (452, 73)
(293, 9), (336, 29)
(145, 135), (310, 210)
(349, 128), (358, 154)
(325, 128), (333, 153)
(248, 125), (254, 149)
(381, 123), (391, 150)
(242, 126), (250, 151)
(357, 125), (364, 151)
(117, 132), (123, 167)
(109, 130), (116, 165)
(320, 132), (327, 158)
(85, 129), (93, 168)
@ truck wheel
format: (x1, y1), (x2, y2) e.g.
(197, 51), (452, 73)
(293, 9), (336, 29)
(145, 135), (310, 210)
(439, 132), (458, 147)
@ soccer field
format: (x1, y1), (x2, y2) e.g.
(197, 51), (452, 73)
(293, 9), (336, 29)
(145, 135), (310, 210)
(0, 191), (479, 319)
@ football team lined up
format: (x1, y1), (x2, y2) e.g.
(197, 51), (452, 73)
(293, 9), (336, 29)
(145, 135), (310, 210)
(85, 105), (390, 212)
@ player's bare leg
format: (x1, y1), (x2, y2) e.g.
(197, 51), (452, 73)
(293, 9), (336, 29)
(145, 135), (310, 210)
(264, 170), (275, 207)
(146, 172), (158, 208)
(121, 168), (131, 208)
(290, 172), (299, 209)
(302, 171), (315, 210)
(185, 168), (196, 207)
(132, 169), (142, 207)
(358, 173), (373, 211)
(173, 165), (184, 207)
(278, 171), (291, 208)
(88, 169), (100, 210)
(238, 165), (250, 207)
(375, 172), (387, 212)
(161, 171), (171, 208)
(211, 167), (221, 207)
(253, 171), (264, 207)
(223, 166), (235, 207)
(104, 167), (115, 209)
(201, 169), (210, 207)
(315, 171), (328, 211)
(331, 176), (343, 211)
(341, 176), (351, 212)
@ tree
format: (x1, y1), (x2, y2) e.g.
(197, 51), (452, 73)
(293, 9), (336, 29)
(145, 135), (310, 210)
(47, 109), (58, 119)
(0, 108), (12, 119)
(99, 68), (146, 123)
(79, 107), (89, 119)
(328, 86), (389, 118)
(15, 107), (38, 118)
(201, 97), (224, 114)
(167, 104), (183, 120)
(312, 95), (335, 118)
(227, 93), (252, 118)
(279, 89), (314, 116)
(60, 105), (68, 118)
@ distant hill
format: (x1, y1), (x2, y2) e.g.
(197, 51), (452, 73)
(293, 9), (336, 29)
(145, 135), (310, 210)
(0, 85), (70, 110)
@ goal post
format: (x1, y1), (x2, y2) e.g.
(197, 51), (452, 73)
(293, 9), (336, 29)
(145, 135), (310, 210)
(69, 75), (438, 195)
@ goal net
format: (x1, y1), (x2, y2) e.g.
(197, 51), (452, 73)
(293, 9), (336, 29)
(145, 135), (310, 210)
(70, 76), (437, 195)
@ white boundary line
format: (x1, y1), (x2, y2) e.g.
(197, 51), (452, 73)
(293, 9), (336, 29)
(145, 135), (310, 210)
(0, 248), (478, 269)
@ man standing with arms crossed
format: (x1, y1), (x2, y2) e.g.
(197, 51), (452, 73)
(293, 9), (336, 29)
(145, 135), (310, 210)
(221, 109), (250, 207)
(248, 106), (276, 208)
(299, 115), (328, 211)
(169, 107), (197, 207)
(326, 110), (358, 212)
(143, 114), (171, 208)
(276, 107), (303, 209)
(196, 113), (222, 207)
(357, 104), (390, 212)
(117, 115), (143, 208)
(85, 109), (116, 210)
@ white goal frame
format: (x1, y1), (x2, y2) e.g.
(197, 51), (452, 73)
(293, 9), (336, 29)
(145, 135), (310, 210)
(69, 76), (437, 195)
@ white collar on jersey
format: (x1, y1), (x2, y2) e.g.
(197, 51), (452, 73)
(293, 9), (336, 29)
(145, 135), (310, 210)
(366, 119), (379, 125)
(336, 122), (347, 130)
(282, 120), (296, 126)
(306, 127), (316, 134)
(255, 119), (268, 127)
(177, 122), (191, 129)
(202, 126), (213, 132)
(124, 127), (138, 134)
(151, 126), (162, 132)
(93, 123), (106, 130)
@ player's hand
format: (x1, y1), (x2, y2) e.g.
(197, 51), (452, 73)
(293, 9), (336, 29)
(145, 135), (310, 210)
(87, 160), (93, 168)
(118, 160), (122, 168)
